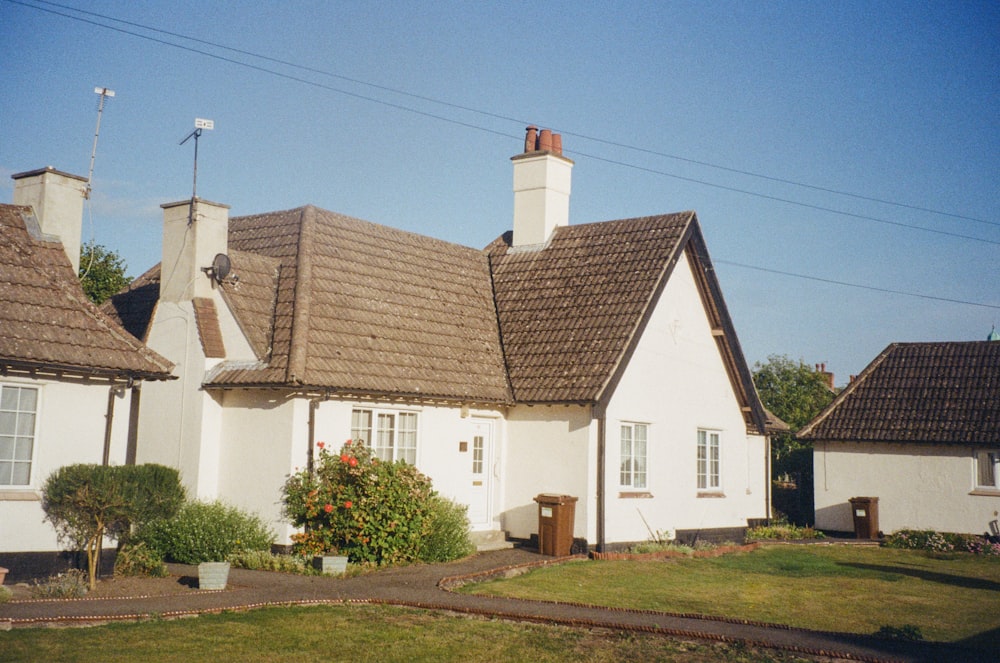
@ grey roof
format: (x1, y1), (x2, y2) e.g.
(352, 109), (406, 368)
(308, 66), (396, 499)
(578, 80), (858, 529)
(797, 341), (1000, 444)
(0, 204), (173, 381)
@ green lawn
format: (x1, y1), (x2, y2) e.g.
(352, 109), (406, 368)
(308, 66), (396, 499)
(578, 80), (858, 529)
(0, 604), (814, 663)
(463, 544), (1000, 651)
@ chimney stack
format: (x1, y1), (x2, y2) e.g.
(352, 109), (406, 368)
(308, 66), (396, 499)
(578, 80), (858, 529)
(12, 167), (88, 273)
(159, 198), (230, 302)
(511, 125), (573, 248)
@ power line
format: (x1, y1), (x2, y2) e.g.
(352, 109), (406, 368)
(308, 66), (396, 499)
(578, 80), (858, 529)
(716, 260), (1000, 310)
(15, 0), (1000, 234)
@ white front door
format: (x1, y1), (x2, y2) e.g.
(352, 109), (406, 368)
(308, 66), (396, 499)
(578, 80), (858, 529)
(467, 419), (494, 527)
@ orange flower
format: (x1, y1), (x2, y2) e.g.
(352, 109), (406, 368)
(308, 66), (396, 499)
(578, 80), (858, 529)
(341, 454), (350, 463)
(323, 503), (333, 513)
(316, 441), (325, 449)
(344, 501), (353, 509)
(349, 457), (358, 467)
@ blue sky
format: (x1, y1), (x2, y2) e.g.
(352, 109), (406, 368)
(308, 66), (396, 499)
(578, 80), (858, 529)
(2, 1), (997, 383)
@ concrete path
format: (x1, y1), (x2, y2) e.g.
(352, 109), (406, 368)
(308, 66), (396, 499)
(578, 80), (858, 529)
(0, 548), (989, 663)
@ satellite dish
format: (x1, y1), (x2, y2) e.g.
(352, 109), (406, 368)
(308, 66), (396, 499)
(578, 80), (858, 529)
(211, 253), (231, 283)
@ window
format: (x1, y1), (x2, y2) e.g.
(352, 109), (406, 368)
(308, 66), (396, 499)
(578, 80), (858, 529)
(620, 423), (647, 489)
(976, 450), (1000, 490)
(697, 429), (721, 491)
(351, 408), (418, 464)
(0, 385), (38, 486)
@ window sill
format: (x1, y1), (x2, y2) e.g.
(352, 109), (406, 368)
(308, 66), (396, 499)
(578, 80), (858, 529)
(969, 489), (1000, 497)
(697, 491), (726, 499)
(0, 490), (41, 501)
(618, 491), (653, 499)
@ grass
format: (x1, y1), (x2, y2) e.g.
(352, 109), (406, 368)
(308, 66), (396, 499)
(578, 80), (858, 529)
(462, 544), (1000, 652)
(0, 604), (816, 663)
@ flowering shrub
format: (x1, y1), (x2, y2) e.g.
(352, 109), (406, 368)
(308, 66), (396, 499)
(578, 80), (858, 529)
(283, 440), (437, 565)
(884, 529), (1000, 556)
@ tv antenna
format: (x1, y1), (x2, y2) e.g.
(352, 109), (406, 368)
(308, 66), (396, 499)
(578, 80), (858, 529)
(179, 118), (214, 200)
(86, 87), (115, 199)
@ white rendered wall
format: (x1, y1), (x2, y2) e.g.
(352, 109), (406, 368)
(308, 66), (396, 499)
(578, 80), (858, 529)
(501, 405), (595, 542)
(225, 397), (508, 545)
(603, 249), (767, 543)
(0, 377), (133, 552)
(216, 391), (306, 544)
(815, 441), (1000, 535)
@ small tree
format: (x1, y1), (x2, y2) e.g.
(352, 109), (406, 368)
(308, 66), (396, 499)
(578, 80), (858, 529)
(42, 464), (184, 590)
(78, 241), (131, 305)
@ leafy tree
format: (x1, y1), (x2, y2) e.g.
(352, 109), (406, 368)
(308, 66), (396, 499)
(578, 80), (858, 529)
(42, 464), (184, 590)
(78, 241), (131, 305)
(753, 355), (836, 439)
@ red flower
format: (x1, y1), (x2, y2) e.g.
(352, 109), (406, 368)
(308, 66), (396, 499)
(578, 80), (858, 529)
(323, 503), (333, 513)
(349, 457), (358, 467)
(344, 501), (353, 509)
(345, 439), (353, 446)
(340, 454), (350, 463)
(316, 441), (325, 449)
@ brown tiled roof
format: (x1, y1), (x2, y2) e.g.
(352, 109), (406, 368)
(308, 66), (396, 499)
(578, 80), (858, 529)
(487, 214), (693, 402)
(797, 341), (1000, 444)
(0, 204), (174, 381)
(192, 298), (226, 358)
(208, 206), (512, 402)
(108, 204), (766, 427)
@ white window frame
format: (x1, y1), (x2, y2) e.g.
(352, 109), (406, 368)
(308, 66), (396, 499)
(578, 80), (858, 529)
(351, 407), (418, 464)
(619, 422), (648, 489)
(697, 429), (721, 492)
(0, 384), (40, 488)
(975, 449), (1000, 491)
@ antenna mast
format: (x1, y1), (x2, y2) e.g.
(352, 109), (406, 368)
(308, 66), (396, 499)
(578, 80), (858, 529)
(86, 87), (115, 199)
(179, 118), (214, 200)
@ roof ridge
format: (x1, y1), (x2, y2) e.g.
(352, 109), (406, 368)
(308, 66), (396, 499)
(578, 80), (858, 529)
(285, 206), (314, 384)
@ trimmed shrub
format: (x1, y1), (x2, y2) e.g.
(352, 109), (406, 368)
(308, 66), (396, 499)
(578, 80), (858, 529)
(138, 500), (273, 565)
(114, 542), (169, 578)
(746, 523), (825, 541)
(42, 463), (184, 590)
(418, 496), (475, 563)
(283, 440), (436, 565)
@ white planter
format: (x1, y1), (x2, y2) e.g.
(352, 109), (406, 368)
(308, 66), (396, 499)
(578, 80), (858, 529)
(315, 555), (348, 576)
(198, 561), (230, 590)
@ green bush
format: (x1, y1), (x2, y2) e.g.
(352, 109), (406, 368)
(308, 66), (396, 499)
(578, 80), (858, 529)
(746, 523), (826, 541)
(114, 542), (168, 578)
(31, 569), (88, 598)
(283, 440), (435, 565)
(0, 586), (11, 603)
(418, 496), (475, 563)
(138, 500), (273, 565)
(227, 550), (317, 574)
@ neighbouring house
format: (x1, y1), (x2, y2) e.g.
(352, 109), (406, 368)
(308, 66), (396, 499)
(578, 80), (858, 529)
(0, 168), (174, 580)
(104, 127), (773, 551)
(798, 339), (1000, 537)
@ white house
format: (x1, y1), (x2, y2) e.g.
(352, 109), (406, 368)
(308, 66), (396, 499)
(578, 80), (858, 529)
(104, 127), (773, 551)
(0, 168), (174, 580)
(799, 340), (1000, 537)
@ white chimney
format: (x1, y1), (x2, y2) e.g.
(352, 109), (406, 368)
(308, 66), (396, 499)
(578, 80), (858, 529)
(511, 126), (573, 247)
(12, 167), (88, 273)
(159, 198), (230, 302)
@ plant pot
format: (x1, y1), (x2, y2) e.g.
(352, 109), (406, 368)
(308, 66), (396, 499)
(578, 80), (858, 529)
(198, 561), (230, 590)
(314, 555), (348, 576)
(0, 567), (7, 585)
